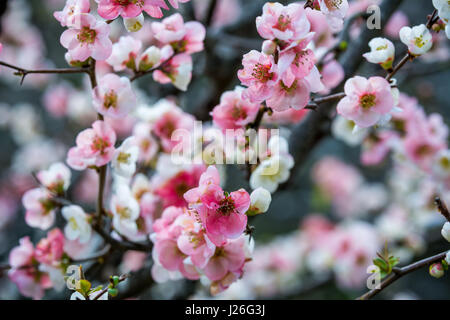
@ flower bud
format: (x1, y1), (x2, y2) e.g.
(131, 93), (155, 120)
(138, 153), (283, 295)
(123, 13), (144, 32)
(248, 187), (272, 215)
(429, 263), (445, 278)
(441, 222), (450, 242)
(262, 40), (277, 55)
(362, 37), (395, 70)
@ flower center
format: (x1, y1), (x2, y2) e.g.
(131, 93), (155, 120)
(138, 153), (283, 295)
(114, 0), (144, 7)
(116, 206), (132, 219)
(77, 27), (97, 44)
(92, 136), (110, 154)
(218, 195), (236, 216)
(414, 36), (426, 48)
(324, 0), (343, 11)
(69, 217), (79, 230)
(359, 93), (376, 109)
(231, 105), (247, 120)
(103, 90), (118, 109)
(274, 14), (291, 32)
(117, 152), (131, 164)
(252, 63), (273, 83)
(376, 44), (388, 51)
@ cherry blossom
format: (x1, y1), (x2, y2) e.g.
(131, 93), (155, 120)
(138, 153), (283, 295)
(60, 13), (112, 62)
(248, 187), (272, 215)
(399, 24), (433, 56)
(316, 0), (349, 32)
(22, 188), (56, 230)
(62, 205), (92, 244)
(106, 36), (142, 72)
(112, 137), (140, 178)
(36, 162), (71, 195)
(35, 228), (65, 267)
(54, 0), (90, 27)
(95, 0), (168, 20)
(153, 53), (193, 91)
(363, 37), (395, 70)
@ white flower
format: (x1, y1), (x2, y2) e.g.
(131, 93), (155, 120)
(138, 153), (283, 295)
(139, 46), (161, 71)
(123, 13), (144, 32)
(111, 185), (140, 237)
(249, 187), (272, 214)
(399, 24), (433, 56)
(363, 37), (395, 69)
(332, 116), (368, 146)
(70, 291), (108, 300)
(173, 60), (193, 92)
(250, 155), (294, 193)
(441, 222), (450, 242)
(106, 36), (142, 72)
(62, 205), (92, 244)
(433, 0), (450, 21)
(37, 162), (71, 194)
(112, 137), (139, 178)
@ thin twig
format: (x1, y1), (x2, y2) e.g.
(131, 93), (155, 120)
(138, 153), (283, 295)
(91, 274), (128, 300)
(435, 196), (450, 222)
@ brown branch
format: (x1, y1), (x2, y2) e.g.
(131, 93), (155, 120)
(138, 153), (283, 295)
(0, 61), (88, 85)
(357, 250), (448, 300)
(435, 196), (450, 222)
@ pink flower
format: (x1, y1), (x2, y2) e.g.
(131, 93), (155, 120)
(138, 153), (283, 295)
(256, 2), (310, 43)
(238, 50), (278, 103)
(106, 36), (142, 72)
(154, 165), (205, 208)
(22, 188), (56, 230)
(35, 228), (65, 266)
(42, 83), (72, 118)
(8, 237), (52, 300)
(316, 0), (349, 32)
(54, 0), (91, 27)
(152, 13), (205, 54)
(177, 221), (215, 269)
(153, 53), (193, 91)
(196, 184), (250, 247)
(152, 206), (185, 239)
(93, 73), (137, 118)
(320, 59), (345, 93)
(337, 76), (395, 128)
(385, 11), (409, 39)
(212, 86), (261, 131)
(95, 0), (169, 20)
(60, 13), (112, 62)
(36, 162), (71, 195)
(67, 120), (116, 170)
(183, 165), (221, 205)
(361, 131), (396, 166)
(203, 236), (246, 282)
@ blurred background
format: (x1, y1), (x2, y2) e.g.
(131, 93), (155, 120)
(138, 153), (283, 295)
(0, 0), (449, 299)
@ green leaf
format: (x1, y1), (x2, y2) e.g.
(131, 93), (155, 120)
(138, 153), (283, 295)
(78, 280), (91, 296)
(108, 288), (118, 297)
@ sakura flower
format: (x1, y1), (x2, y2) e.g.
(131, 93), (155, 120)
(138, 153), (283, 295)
(399, 24), (433, 56)
(37, 162), (71, 195)
(316, 0), (349, 32)
(256, 2), (311, 43)
(22, 188), (56, 230)
(54, 0), (90, 27)
(124, 13), (145, 32)
(60, 13), (112, 62)
(62, 205), (92, 244)
(153, 53), (192, 91)
(363, 37), (395, 70)
(248, 187), (272, 215)
(111, 184), (140, 238)
(112, 137), (140, 178)
(67, 120), (117, 170)
(106, 36), (142, 72)
(238, 50), (278, 103)
(152, 13), (205, 54)
(336, 76), (395, 128)
(95, 0), (169, 19)
(211, 86), (261, 131)
(35, 228), (65, 267)
(93, 73), (137, 118)
(183, 165), (221, 204)
(249, 155), (294, 193)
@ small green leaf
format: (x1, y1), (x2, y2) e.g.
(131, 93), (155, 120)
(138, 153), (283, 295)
(108, 288), (118, 297)
(78, 280), (91, 295)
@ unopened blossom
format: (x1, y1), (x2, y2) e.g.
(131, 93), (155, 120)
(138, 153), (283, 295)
(111, 185), (140, 238)
(54, 0), (90, 27)
(337, 76), (395, 128)
(62, 205), (92, 244)
(250, 155), (294, 193)
(95, 0), (168, 19)
(248, 187), (272, 215)
(67, 120), (116, 170)
(107, 36), (142, 72)
(399, 24), (433, 56)
(212, 86), (261, 131)
(153, 53), (193, 91)
(93, 74), (137, 119)
(238, 50), (278, 103)
(35, 228), (65, 266)
(37, 162), (71, 194)
(152, 13), (205, 54)
(363, 37), (395, 70)
(316, 0), (349, 32)
(112, 137), (140, 178)
(22, 188), (56, 230)
(124, 13), (145, 32)
(442, 222), (450, 242)
(60, 13), (112, 62)
(256, 2), (311, 44)
(429, 263), (445, 278)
